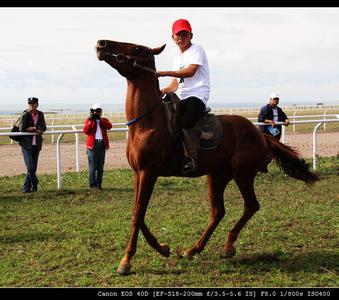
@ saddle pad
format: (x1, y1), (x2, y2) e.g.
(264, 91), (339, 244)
(199, 114), (223, 150)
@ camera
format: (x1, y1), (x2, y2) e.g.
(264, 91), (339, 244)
(89, 109), (100, 120)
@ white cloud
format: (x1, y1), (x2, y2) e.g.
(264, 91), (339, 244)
(0, 7), (339, 112)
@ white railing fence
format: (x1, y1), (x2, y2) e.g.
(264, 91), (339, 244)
(1, 122), (129, 145)
(1, 115), (338, 146)
(0, 119), (338, 189)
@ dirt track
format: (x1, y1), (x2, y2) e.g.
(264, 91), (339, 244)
(0, 132), (338, 177)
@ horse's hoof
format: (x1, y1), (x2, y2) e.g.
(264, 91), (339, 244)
(183, 249), (195, 259)
(222, 246), (236, 258)
(116, 262), (131, 275)
(160, 243), (170, 257)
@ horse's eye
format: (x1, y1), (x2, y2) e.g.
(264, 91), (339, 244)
(135, 46), (140, 51)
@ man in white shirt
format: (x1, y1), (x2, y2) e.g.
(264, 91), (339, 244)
(157, 19), (210, 174)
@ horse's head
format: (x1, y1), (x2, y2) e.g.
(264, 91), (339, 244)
(96, 40), (166, 79)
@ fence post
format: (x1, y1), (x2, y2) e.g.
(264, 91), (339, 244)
(323, 109), (328, 131)
(10, 120), (14, 145)
(56, 133), (65, 189)
(51, 119), (55, 143)
(72, 125), (80, 172)
(292, 110), (298, 132)
(312, 122), (323, 170)
(281, 125), (285, 144)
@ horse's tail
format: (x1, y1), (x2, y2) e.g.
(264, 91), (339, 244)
(264, 134), (319, 185)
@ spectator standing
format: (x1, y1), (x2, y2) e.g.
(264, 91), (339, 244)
(83, 103), (112, 189)
(19, 97), (47, 193)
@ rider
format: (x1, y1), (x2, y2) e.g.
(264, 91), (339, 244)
(157, 19), (210, 175)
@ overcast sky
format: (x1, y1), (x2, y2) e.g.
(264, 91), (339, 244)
(1, 7), (339, 112)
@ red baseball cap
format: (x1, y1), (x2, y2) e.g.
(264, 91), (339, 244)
(172, 19), (192, 35)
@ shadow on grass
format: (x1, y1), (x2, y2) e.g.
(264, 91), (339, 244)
(229, 250), (338, 274)
(115, 268), (188, 277)
(0, 190), (78, 203)
(91, 187), (134, 193)
(130, 250), (338, 276)
(1, 231), (67, 244)
(0, 187), (135, 204)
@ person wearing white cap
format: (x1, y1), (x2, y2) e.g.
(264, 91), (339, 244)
(258, 93), (290, 139)
(83, 103), (112, 189)
(257, 93), (290, 173)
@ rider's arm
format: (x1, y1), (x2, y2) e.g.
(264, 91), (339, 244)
(157, 64), (199, 79)
(158, 64), (199, 95)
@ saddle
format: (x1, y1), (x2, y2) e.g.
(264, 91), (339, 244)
(162, 93), (223, 150)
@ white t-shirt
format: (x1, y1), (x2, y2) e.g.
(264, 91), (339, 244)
(173, 43), (210, 106)
(272, 108), (278, 122)
(95, 120), (103, 140)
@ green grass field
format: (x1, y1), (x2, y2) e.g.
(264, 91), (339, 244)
(0, 158), (338, 287)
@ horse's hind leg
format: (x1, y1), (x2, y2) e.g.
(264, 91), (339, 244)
(183, 172), (232, 258)
(223, 172), (259, 258)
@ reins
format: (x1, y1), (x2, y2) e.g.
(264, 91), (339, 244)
(104, 51), (157, 74)
(125, 100), (161, 127)
(102, 49), (160, 126)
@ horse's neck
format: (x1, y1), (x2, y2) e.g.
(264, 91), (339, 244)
(125, 77), (163, 131)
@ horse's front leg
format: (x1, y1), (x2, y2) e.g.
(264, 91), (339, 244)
(117, 170), (169, 275)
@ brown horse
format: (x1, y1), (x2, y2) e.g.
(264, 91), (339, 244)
(95, 39), (319, 275)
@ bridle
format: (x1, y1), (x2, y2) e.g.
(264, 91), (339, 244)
(97, 44), (160, 126)
(102, 51), (157, 74)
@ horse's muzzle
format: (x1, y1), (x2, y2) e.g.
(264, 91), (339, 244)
(97, 40), (107, 48)
(96, 40), (108, 60)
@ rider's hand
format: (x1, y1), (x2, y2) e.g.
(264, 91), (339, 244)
(160, 88), (170, 96)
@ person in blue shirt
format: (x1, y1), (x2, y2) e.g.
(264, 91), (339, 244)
(258, 93), (290, 141)
(258, 93), (290, 173)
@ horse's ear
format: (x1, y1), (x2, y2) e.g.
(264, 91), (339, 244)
(151, 44), (166, 56)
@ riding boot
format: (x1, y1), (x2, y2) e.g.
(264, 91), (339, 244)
(182, 126), (201, 175)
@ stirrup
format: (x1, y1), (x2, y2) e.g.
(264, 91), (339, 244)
(183, 159), (197, 175)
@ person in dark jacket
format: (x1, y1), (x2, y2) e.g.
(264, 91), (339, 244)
(19, 97), (47, 193)
(258, 92), (290, 141)
(83, 103), (112, 190)
(258, 93), (290, 173)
